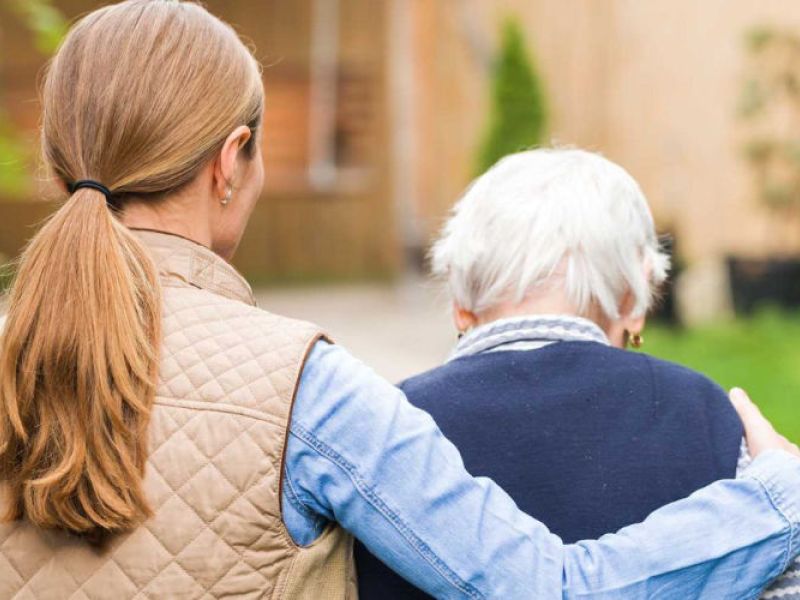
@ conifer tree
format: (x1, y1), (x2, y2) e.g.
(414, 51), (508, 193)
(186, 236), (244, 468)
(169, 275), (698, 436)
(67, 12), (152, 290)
(477, 18), (548, 174)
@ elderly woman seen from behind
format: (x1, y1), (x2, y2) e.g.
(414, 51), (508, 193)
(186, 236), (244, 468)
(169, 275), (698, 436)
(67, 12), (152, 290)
(357, 149), (797, 599)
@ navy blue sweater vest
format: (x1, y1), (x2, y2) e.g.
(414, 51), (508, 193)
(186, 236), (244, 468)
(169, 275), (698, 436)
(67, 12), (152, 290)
(355, 341), (743, 599)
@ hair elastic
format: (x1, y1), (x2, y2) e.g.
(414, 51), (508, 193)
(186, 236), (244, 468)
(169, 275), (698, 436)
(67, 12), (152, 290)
(68, 179), (113, 202)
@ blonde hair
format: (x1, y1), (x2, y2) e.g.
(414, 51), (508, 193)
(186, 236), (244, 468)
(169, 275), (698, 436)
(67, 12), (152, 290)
(0, 0), (263, 539)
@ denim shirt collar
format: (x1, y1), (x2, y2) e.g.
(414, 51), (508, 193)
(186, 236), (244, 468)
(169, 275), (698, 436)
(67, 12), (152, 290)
(449, 314), (610, 361)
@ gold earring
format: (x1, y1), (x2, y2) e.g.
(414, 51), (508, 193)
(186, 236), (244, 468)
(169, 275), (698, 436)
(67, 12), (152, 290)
(221, 186), (232, 206)
(630, 332), (644, 349)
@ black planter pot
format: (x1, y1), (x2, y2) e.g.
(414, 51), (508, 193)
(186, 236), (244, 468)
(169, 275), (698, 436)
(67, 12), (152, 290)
(727, 256), (800, 315)
(649, 235), (681, 326)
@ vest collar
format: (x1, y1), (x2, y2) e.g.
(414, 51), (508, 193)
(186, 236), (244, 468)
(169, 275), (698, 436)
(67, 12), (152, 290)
(450, 314), (610, 361)
(132, 229), (256, 306)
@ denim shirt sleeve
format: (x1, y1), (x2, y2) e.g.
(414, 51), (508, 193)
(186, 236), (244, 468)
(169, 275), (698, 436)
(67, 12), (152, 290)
(283, 340), (800, 599)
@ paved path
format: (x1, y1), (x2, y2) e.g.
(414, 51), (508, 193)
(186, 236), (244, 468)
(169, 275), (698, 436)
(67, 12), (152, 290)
(255, 277), (455, 383)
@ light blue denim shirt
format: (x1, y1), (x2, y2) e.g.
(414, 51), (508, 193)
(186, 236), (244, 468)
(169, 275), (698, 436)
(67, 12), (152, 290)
(283, 340), (800, 599)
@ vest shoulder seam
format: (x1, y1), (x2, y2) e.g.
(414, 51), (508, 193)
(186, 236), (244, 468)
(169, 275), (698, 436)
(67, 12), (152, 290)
(153, 396), (286, 427)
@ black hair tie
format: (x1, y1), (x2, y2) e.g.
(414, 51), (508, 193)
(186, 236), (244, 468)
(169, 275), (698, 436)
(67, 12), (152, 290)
(68, 179), (113, 202)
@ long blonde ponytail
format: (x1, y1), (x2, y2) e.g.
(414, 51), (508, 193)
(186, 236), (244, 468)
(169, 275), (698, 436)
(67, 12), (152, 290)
(0, 190), (161, 534)
(0, 0), (263, 539)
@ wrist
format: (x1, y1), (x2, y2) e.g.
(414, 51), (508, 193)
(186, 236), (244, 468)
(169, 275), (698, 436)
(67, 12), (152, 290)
(742, 450), (800, 542)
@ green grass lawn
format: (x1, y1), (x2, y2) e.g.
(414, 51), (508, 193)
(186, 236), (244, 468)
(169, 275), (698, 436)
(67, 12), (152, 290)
(646, 309), (800, 443)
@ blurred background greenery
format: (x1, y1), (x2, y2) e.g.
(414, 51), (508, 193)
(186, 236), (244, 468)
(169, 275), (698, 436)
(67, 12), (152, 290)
(476, 17), (547, 174)
(649, 311), (800, 442)
(0, 0), (66, 196)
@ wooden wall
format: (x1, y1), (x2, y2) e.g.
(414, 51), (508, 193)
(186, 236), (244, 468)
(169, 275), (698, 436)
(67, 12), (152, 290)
(0, 0), (398, 281)
(408, 0), (800, 264)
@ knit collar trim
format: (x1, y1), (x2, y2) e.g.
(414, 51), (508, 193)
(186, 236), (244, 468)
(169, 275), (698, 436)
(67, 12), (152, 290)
(450, 314), (610, 361)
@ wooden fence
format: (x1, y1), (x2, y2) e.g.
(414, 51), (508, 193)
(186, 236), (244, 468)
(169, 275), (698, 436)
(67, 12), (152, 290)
(0, 191), (399, 283)
(0, 0), (397, 283)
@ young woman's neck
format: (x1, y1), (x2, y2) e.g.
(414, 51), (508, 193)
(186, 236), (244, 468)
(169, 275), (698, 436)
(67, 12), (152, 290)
(121, 190), (213, 250)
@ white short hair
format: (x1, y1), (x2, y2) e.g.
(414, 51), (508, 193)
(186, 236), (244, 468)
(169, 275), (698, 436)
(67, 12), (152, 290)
(431, 148), (670, 320)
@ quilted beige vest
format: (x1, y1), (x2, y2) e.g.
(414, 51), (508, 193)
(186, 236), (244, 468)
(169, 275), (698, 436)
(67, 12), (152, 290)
(0, 230), (357, 599)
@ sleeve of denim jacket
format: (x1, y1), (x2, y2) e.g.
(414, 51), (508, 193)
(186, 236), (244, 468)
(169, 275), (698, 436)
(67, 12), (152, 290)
(283, 341), (800, 599)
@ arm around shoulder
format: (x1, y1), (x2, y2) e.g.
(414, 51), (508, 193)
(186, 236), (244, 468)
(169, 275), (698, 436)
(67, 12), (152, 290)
(285, 341), (800, 598)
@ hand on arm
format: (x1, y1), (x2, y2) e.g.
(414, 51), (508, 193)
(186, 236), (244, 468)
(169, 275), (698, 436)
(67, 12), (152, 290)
(730, 387), (800, 598)
(730, 387), (800, 459)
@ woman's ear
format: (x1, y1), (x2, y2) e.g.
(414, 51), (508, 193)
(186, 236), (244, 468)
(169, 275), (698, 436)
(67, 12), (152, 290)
(619, 288), (647, 338)
(615, 261), (653, 347)
(624, 313), (647, 338)
(453, 303), (478, 334)
(606, 290), (647, 348)
(213, 125), (252, 201)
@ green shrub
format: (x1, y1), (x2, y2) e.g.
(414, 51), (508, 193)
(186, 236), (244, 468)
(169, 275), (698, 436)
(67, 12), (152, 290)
(476, 17), (548, 174)
(6, 0), (67, 55)
(0, 0), (67, 197)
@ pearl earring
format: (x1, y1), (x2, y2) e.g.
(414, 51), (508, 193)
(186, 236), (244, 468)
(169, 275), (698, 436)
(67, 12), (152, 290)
(221, 186), (232, 206)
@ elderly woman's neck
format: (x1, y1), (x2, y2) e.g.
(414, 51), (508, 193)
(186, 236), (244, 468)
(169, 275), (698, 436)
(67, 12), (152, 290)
(478, 302), (577, 325)
(469, 292), (632, 348)
(476, 292), (606, 329)
(457, 290), (630, 346)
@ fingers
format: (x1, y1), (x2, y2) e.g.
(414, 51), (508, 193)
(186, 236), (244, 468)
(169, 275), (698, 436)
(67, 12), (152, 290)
(730, 387), (759, 420)
(730, 387), (769, 436)
(730, 387), (800, 459)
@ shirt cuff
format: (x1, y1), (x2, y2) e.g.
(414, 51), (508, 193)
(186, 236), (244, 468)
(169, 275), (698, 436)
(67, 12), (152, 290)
(742, 449), (800, 565)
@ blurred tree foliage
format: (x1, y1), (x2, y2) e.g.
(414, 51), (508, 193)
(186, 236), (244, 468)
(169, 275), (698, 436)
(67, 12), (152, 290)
(739, 26), (800, 210)
(476, 17), (547, 175)
(0, 0), (67, 197)
(0, 110), (30, 196)
(8, 0), (67, 54)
